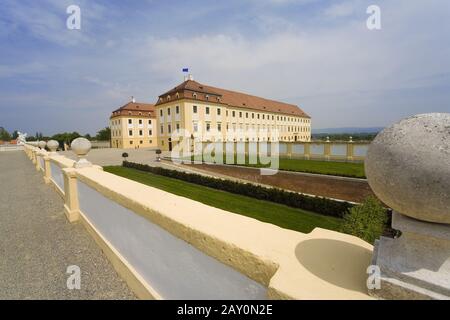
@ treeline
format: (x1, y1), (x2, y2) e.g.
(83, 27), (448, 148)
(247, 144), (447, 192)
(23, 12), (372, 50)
(0, 127), (18, 141)
(0, 127), (111, 145)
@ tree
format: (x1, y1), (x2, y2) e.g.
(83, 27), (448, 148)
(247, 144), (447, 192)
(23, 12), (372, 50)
(95, 127), (111, 141)
(12, 130), (19, 140)
(0, 127), (12, 141)
(50, 132), (81, 148)
(84, 133), (92, 140)
(340, 196), (388, 244)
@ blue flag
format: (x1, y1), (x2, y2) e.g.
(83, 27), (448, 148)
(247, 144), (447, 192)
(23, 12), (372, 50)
(182, 68), (189, 73)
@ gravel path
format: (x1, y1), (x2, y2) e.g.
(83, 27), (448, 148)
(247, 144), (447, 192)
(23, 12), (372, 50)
(0, 151), (136, 299)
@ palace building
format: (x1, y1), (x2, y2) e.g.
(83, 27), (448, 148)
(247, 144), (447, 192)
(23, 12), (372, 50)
(109, 76), (311, 150)
(110, 98), (157, 149)
(155, 75), (311, 151)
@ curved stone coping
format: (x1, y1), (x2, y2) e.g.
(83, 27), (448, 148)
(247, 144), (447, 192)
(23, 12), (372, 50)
(49, 154), (76, 168)
(75, 166), (374, 300)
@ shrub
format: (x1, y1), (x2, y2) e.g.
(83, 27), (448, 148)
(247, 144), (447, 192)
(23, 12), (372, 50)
(123, 161), (355, 218)
(340, 196), (388, 243)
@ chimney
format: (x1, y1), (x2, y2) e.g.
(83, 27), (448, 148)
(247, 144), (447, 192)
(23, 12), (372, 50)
(188, 74), (194, 81)
(131, 96), (136, 103)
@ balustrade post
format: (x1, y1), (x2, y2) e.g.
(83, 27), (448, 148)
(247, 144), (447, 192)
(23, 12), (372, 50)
(62, 168), (79, 223)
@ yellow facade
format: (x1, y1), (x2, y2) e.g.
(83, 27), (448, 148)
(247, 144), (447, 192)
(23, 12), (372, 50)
(156, 99), (311, 151)
(110, 115), (157, 149)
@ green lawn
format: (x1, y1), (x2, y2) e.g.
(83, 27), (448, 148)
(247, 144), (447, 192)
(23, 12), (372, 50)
(104, 166), (342, 234)
(186, 155), (365, 178)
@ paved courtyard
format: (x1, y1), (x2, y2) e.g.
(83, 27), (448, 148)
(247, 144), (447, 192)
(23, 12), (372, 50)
(59, 147), (168, 166)
(0, 151), (136, 299)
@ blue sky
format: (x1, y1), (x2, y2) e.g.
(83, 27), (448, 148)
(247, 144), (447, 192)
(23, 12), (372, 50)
(0, 0), (449, 135)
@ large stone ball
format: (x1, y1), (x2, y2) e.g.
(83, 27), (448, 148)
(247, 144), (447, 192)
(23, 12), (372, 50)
(365, 113), (450, 224)
(47, 140), (59, 152)
(71, 137), (91, 157)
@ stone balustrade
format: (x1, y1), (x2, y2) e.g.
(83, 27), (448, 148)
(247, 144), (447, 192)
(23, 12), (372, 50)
(200, 141), (369, 162)
(21, 139), (373, 300)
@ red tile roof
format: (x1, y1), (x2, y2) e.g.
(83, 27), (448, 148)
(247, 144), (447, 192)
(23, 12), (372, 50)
(156, 80), (310, 118)
(110, 102), (156, 118)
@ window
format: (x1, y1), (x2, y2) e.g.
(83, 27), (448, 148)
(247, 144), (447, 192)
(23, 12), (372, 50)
(140, 140), (143, 144)
(149, 130), (152, 136)
(167, 108), (171, 115)
(148, 119), (152, 125)
(160, 125), (164, 134)
(217, 123), (222, 131)
(217, 108), (221, 116)
(206, 107), (210, 115)
(232, 111), (235, 117)
(139, 119), (143, 125)
(176, 106), (179, 114)
(257, 114), (260, 119)
(168, 124), (171, 134)
(128, 119), (132, 124)
(193, 105), (198, 113)
(176, 123), (180, 132)
(129, 130), (133, 136)
(206, 123), (211, 132)
(239, 112), (242, 118)
(149, 140), (152, 144)
(129, 141), (133, 145)
(252, 113), (255, 119)
(262, 114), (265, 120)
(246, 112), (248, 118)
(139, 130), (143, 136)
(160, 110), (163, 117)
(193, 122), (198, 132)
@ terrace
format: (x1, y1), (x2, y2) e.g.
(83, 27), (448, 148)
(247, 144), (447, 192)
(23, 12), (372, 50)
(1, 113), (448, 300)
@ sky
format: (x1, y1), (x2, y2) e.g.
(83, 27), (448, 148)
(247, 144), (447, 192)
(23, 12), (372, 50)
(0, 0), (449, 136)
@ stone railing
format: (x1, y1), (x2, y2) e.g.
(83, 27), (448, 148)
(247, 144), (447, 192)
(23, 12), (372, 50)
(22, 139), (373, 300)
(199, 140), (369, 161)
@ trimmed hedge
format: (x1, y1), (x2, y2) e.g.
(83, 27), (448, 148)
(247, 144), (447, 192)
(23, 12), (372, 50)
(123, 161), (354, 218)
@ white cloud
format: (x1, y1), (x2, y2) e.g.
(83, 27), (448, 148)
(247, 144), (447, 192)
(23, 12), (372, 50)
(324, 1), (358, 18)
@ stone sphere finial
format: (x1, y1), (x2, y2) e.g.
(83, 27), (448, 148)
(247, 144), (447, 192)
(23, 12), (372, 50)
(71, 137), (92, 168)
(38, 140), (46, 149)
(365, 113), (450, 224)
(47, 140), (59, 153)
(326, 136), (330, 142)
